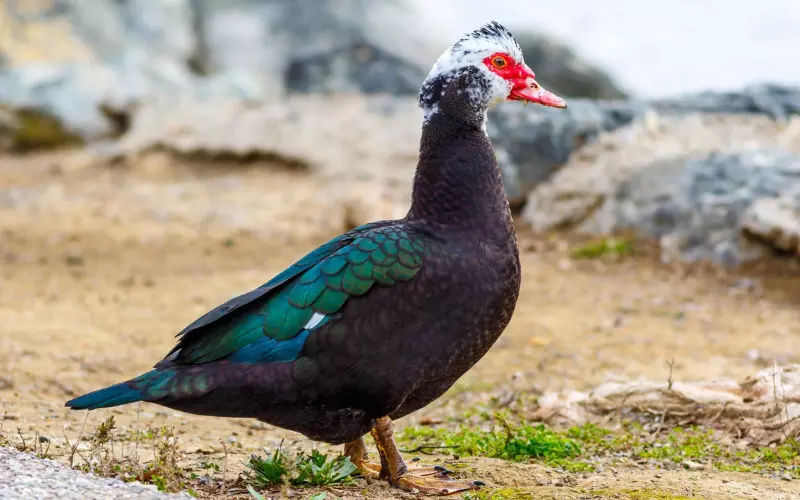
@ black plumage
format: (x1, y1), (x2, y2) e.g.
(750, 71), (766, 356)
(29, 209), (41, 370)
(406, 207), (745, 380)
(66, 21), (567, 495)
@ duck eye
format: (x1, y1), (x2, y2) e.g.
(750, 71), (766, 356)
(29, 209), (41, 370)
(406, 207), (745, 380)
(492, 56), (506, 68)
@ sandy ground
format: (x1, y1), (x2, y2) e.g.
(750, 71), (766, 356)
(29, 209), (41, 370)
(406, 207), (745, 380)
(2, 151), (800, 499)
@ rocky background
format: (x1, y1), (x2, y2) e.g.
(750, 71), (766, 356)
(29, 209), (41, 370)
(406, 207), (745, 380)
(3, 2), (800, 499)
(3, 0), (800, 268)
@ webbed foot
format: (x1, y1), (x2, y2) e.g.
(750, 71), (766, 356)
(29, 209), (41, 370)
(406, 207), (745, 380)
(368, 416), (486, 496)
(344, 437), (382, 480)
(394, 474), (484, 495)
(344, 436), (450, 480)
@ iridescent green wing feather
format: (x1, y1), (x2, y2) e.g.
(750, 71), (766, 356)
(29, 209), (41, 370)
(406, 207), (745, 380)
(164, 223), (427, 366)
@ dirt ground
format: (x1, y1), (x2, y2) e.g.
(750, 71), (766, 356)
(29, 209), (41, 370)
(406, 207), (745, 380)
(2, 151), (800, 499)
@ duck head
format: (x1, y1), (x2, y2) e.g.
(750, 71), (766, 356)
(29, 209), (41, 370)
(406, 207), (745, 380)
(418, 21), (566, 126)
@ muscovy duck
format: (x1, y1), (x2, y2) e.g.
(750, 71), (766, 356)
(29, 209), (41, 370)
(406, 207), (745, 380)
(66, 21), (566, 495)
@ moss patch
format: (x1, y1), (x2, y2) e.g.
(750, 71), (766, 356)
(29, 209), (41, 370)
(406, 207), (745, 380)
(570, 236), (634, 260)
(10, 108), (84, 151)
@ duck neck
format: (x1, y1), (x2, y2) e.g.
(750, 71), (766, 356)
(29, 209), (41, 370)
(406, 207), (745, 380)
(406, 110), (513, 236)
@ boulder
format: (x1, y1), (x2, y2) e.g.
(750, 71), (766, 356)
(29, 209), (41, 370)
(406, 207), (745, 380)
(523, 111), (800, 266)
(489, 99), (644, 205)
(494, 84), (800, 206)
(285, 40), (426, 96)
(743, 185), (800, 255)
(194, 0), (441, 95)
(0, 59), (265, 144)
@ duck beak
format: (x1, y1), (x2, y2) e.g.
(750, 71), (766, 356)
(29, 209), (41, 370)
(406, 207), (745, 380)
(510, 82), (567, 109)
(508, 66), (567, 109)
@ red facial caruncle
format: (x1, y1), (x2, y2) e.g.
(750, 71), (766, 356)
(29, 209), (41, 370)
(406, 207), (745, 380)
(482, 52), (566, 109)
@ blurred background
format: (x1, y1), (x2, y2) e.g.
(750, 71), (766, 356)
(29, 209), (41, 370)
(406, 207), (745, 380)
(2, 0), (800, 498)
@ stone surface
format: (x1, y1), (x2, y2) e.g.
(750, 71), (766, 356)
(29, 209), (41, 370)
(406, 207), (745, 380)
(0, 0), (632, 149)
(196, 0), (441, 95)
(743, 186), (800, 254)
(285, 40), (426, 96)
(603, 150), (800, 265)
(0, 447), (190, 500)
(496, 84), (800, 205)
(490, 99), (644, 205)
(651, 83), (800, 121)
(0, 59), (266, 143)
(524, 112), (800, 266)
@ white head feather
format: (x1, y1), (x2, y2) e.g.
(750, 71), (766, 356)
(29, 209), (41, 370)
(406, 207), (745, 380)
(418, 21), (526, 122)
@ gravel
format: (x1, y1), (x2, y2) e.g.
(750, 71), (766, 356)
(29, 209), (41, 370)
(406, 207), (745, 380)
(0, 447), (191, 500)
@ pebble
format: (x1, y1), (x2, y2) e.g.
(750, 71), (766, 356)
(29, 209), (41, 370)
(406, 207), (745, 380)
(682, 460), (706, 471)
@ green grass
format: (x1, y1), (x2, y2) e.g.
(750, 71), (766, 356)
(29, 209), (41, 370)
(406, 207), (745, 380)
(399, 413), (584, 467)
(399, 414), (800, 477)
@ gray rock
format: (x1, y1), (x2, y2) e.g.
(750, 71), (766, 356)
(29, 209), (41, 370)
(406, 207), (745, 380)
(589, 150), (800, 266)
(743, 185), (800, 253)
(20, 0), (196, 65)
(522, 108), (800, 266)
(515, 32), (628, 100)
(496, 84), (800, 206)
(285, 40), (426, 95)
(0, 58), (265, 142)
(652, 83), (800, 121)
(0, 446), (191, 499)
(489, 99), (645, 205)
(195, 0), (441, 95)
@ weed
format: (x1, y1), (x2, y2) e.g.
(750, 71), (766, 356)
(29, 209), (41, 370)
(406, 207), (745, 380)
(247, 484), (267, 500)
(9, 428), (52, 459)
(67, 415), (194, 493)
(0, 405), (8, 446)
(246, 445), (357, 490)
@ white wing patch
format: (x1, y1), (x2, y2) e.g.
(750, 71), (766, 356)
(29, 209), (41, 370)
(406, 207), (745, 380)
(163, 348), (181, 363)
(304, 312), (327, 331)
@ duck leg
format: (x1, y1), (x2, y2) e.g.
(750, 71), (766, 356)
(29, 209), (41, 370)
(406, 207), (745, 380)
(369, 416), (484, 495)
(344, 434), (456, 481)
(344, 436), (381, 479)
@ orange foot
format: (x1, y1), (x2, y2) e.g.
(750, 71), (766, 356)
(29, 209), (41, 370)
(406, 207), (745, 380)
(356, 460), (457, 480)
(393, 473), (485, 495)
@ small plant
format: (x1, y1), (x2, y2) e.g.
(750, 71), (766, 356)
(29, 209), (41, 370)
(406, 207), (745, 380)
(293, 449), (357, 486)
(246, 445), (357, 492)
(570, 237), (633, 259)
(247, 484), (268, 500)
(68, 416), (194, 493)
(247, 447), (290, 487)
(0, 405), (9, 446)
